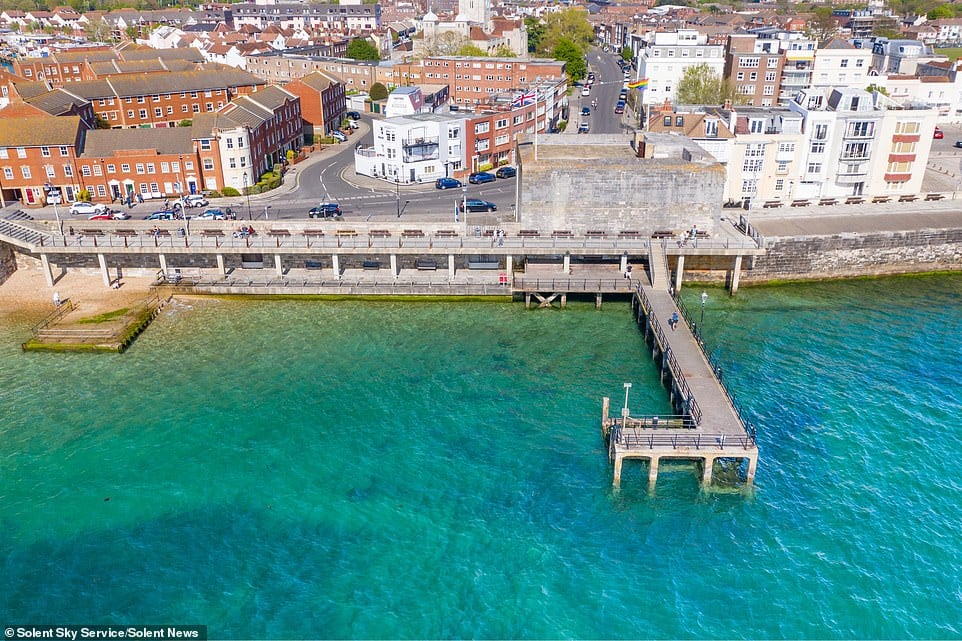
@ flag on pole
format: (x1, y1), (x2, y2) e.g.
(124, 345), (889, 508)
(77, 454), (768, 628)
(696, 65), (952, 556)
(511, 91), (536, 107)
(627, 78), (649, 91)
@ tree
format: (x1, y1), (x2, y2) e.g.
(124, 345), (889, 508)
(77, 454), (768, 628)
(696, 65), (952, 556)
(866, 83), (889, 96)
(620, 46), (633, 63)
(455, 43), (488, 57)
(345, 37), (380, 61)
(553, 38), (586, 82)
(492, 44), (515, 58)
(178, 119), (192, 127)
(676, 63), (740, 105)
(369, 82), (389, 101)
(539, 9), (593, 56)
(927, 4), (953, 19)
(804, 7), (839, 46)
(423, 31), (468, 56)
(525, 17), (544, 54)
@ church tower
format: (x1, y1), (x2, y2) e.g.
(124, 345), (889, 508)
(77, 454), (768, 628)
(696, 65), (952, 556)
(457, 0), (490, 32)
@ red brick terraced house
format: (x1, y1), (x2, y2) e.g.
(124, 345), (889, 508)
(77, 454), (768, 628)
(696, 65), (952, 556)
(284, 70), (345, 135)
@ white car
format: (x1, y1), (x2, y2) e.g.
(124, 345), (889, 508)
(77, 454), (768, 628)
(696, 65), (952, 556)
(331, 130), (348, 142)
(183, 195), (208, 208)
(68, 202), (105, 216)
(581, 87), (590, 97)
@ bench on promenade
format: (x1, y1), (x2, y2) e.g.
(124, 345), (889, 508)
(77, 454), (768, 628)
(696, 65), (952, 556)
(518, 229), (540, 237)
(552, 230), (573, 238)
(401, 229), (425, 237)
(302, 229), (325, 237)
(763, 201), (782, 209)
(618, 230), (643, 238)
(201, 230), (224, 237)
(435, 229), (459, 237)
(872, 196), (891, 204)
(898, 195), (918, 203)
(585, 230), (607, 238)
(651, 230), (675, 239)
(112, 229), (138, 236)
(924, 193), (945, 201)
(362, 260), (380, 270)
(845, 197), (865, 205)
(336, 229), (358, 237)
(368, 229), (391, 237)
(267, 229), (291, 236)
(818, 198), (838, 206)
(416, 258), (437, 271)
(80, 228), (105, 235)
(790, 199), (810, 207)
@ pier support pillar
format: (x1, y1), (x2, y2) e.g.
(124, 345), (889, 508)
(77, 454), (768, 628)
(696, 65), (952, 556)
(701, 456), (714, 485)
(448, 254), (455, 279)
(648, 456), (659, 488)
(332, 254), (340, 278)
(674, 255), (685, 294)
(613, 455), (623, 488)
(158, 254), (168, 277)
(274, 254), (283, 277)
(620, 254), (628, 273)
(596, 293), (603, 309)
(390, 254), (398, 278)
(97, 253), (110, 288)
(525, 293), (531, 309)
(40, 254), (54, 287)
(216, 254), (225, 277)
(563, 253), (570, 274)
(729, 255), (742, 295)
(506, 255), (513, 274)
(746, 456), (757, 485)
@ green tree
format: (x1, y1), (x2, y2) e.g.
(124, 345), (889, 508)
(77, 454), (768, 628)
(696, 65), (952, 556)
(455, 43), (488, 57)
(178, 119), (192, 127)
(804, 6), (839, 46)
(345, 37), (380, 61)
(553, 38), (586, 82)
(866, 83), (890, 96)
(539, 9), (593, 55)
(927, 4), (952, 19)
(620, 46), (633, 62)
(525, 17), (544, 53)
(492, 43), (515, 58)
(676, 62), (740, 105)
(369, 82), (389, 101)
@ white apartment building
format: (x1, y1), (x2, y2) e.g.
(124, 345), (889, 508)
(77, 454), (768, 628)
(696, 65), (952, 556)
(883, 75), (961, 121)
(789, 87), (938, 199)
(636, 30), (725, 107)
(811, 38), (874, 91)
(354, 112), (466, 184)
(723, 107), (805, 205)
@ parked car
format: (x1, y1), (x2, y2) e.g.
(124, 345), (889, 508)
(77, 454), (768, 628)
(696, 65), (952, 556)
(954, 140), (962, 148)
(495, 166), (517, 178)
(468, 172), (496, 184)
(346, 111), (361, 120)
(145, 211), (178, 221)
(348, 120), (360, 130)
(68, 202), (105, 216)
(309, 203), (341, 218)
(88, 211), (130, 221)
(194, 208), (227, 220)
(331, 130), (348, 142)
(934, 127), (944, 139)
(581, 106), (591, 117)
(614, 101), (626, 114)
(581, 87), (591, 97)
(578, 122), (590, 133)
(435, 177), (463, 189)
(460, 199), (497, 213)
(183, 194), (208, 208)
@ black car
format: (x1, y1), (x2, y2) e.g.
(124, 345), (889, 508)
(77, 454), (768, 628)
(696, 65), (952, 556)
(460, 199), (497, 213)
(495, 166), (517, 178)
(955, 140), (962, 148)
(309, 203), (341, 218)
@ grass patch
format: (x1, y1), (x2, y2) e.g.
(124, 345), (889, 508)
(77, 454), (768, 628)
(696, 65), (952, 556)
(76, 308), (130, 324)
(935, 47), (962, 61)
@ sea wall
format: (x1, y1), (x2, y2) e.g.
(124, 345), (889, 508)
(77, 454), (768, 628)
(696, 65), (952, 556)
(0, 242), (15, 286)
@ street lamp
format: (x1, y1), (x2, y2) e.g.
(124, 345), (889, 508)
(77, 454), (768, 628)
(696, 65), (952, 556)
(622, 382), (632, 426)
(264, 205), (271, 220)
(700, 291), (708, 326)
(243, 173), (252, 221)
(395, 177), (401, 217)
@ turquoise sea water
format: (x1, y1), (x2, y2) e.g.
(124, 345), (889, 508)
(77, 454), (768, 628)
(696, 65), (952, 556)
(2, 275), (962, 639)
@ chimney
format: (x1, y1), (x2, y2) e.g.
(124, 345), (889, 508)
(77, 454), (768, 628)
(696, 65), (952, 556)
(723, 98), (732, 110)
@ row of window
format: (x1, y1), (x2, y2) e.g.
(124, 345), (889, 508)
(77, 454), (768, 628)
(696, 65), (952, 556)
(650, 48), (722, 58)
(95, 90), (226, 107)
(738, 57), (781, 69)
(736, 71), (778, 82)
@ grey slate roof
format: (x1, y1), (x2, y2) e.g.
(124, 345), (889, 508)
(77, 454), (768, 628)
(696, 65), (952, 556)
(80, 127), (195, 157)
(24, 88), (89, 116)
(60, 68), (264, 101)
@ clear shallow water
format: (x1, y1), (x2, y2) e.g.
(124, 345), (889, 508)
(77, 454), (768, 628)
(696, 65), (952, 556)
(1, 276), (961, 639)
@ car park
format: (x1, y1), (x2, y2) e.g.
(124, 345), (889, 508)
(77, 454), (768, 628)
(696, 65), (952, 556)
(460, 199), (497, 212)
(68, 202), (105, 216)
(495, 166), (517, 178)
(331, 130), (348, 142)
(468, 172), (496, 184)
(309, 203), (341, 218)
(194, 208), (227, 220)
(145, 211), (178, 220)
(435, 177), (463, 189)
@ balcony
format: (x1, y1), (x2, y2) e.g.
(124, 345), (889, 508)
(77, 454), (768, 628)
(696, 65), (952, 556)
(403, 136), (439, 148)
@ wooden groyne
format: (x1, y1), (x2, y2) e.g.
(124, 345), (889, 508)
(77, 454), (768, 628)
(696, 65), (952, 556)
(601, 277), (758, 489)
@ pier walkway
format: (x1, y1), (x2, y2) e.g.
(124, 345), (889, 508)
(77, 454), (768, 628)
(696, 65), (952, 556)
(602, 257), (758, 488)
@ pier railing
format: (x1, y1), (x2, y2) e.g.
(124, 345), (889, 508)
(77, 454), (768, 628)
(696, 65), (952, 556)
(156, 274), (515, 296)
(613, 427), (755, 451)
(635, 284), (702, 426)
(513, 277), (632, 292)
(30, 298), (76, 334)
(675, 296), (757, 445)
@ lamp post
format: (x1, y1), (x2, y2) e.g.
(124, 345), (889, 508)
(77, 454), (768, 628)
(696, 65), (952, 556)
(395, 177), (401, 218)
(264, 204), (271, 220)
(622, 382), (632, 426)
(52, 200), (64, 243)
(700, 291), (708, 326)
(243, 173), (252, 221)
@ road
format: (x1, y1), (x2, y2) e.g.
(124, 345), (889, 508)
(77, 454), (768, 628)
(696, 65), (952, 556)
(578, 47), (633, 135)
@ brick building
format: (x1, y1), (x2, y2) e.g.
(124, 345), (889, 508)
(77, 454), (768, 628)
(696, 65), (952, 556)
(406, 57), (566, 107)
(724, 34), (785, 108)
(246, 53), (387, 90)
(0, 107), (84, 206)
(284, 70), (346, 135)
(12, 48), (205, 87)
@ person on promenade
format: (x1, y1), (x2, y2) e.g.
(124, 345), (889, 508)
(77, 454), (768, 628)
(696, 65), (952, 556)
(670, 312), (679, 330)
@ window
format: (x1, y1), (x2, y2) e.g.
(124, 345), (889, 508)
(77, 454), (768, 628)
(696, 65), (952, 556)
(775, 179), (784, 191)
(227, 138), (234, 149)
(2, 167), (12, 179)
(740, 56), (759, 68)
(128, 110), (135, 118)
(749, 119), (764, 133)
(202, 158), (214, 170)
(154, 108), (163, 117)
(121, 164), (130, 173)
(749, 72), (757, 81)
(777, 143), (795, 153)
(765, 71), (777, 82)
(664, 116), (672, 127)
(82, 165), (91, 177)
(138, 96), (145, 104)
(742, 159), (763, 173)
(887, 161), (911, 173)
(166, 106), (173, 115)
(93, 164), (102, 176)
(229, 157), (236, 169)
(895, 121), (920, 135)
(161, 162), (169, 173)
(63, 164), (73, 177)
(96, 185), (106, 197)
(185, 161), (194, 170)
(475, 122), (490, 134)
(0, 148), (6, 159)
(807, 161), (822, 173)
(206, 103), (213, 112)
(21, 166), (30, 179)
(107, 164), (116, 173)
(776, 161), (788, 174)
(813, 123), (828, 140)
(840, 59), (848, 68)
(736, 72), (744, 81)
(891, 141), (916, 154)
(139, 109), (147, 119)
(768, 57), (779, 68)
(146, 163), (155, 174)
(59, 146), (68, 157)
(856, 59), (864, 67)
(41, 146), (50, 157)
(810, 141), (825, 153)
(763, 85), (774, 96)
(238, 137), (244, 148)
(741, 178), (758, 194)
(192, 104), (200, 113)
(495, 118), (508, 129)
(152, 94), (160, 102)
(16, 147), (25, 159)
(705, 120), (718, 137)
(200, 140), (211, 151)
(745, 143), (765, 157)
(847, 121), (874, 138)
(136, 164), (145, 174)
(182, 105), (189, 113)
(149, 182), (159, 193)
(45, 165), (56, 178)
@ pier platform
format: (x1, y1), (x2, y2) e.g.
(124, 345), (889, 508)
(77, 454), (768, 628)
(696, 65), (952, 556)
(601, 275), (758, 488)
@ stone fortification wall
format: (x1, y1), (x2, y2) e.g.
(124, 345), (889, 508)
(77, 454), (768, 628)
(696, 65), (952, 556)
(0, 242), (16, 286)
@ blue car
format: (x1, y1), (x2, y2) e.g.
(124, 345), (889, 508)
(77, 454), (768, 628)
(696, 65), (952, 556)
(435, 177), (463, 189)
(468, 172), (496, 184)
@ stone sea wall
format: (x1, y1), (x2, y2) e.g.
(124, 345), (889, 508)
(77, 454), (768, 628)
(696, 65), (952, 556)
(0, 242), (15, 286)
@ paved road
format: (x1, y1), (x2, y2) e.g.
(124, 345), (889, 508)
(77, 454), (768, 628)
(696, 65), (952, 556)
(574, 47), (634, 135)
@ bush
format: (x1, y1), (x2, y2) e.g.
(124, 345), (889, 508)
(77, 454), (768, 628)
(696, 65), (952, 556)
(260, 172), (274, 182)
(77, 188), (91, 202)
(221, 186), (240, 197)
(478, 162), (494, 172)
(207, 190), (222, 198)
